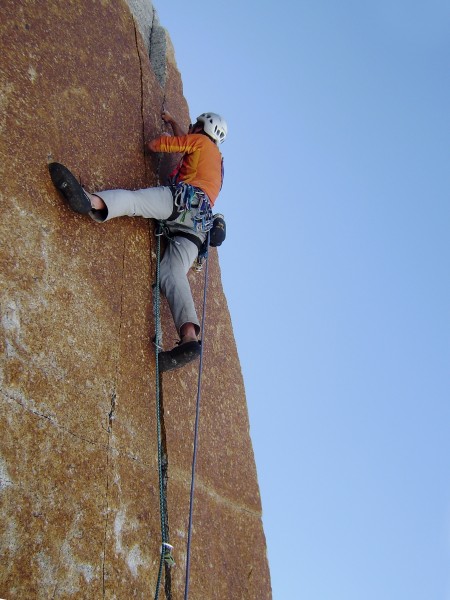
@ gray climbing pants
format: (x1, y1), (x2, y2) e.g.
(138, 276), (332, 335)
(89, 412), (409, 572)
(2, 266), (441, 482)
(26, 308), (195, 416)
(91, 186), (205, 335)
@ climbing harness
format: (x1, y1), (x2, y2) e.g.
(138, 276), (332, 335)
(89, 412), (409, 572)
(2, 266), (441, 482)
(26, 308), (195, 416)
(152, 224), (211, 600)
(170, 182), (214, 233)
(156, 211), (226, 273)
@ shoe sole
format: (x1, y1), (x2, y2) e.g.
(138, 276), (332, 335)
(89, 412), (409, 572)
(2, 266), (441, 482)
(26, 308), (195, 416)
(48, 162), (92, 215)
(158, 341), (201, 373)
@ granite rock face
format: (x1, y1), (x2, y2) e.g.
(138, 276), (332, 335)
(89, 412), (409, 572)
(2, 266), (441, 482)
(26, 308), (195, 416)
(0, 1), (271, 598)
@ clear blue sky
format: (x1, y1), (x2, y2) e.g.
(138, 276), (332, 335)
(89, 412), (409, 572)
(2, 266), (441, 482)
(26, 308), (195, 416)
(156, 2), (450, 598)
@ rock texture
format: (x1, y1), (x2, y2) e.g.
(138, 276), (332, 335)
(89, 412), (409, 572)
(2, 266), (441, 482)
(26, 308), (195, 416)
(0, 1), (271, 598)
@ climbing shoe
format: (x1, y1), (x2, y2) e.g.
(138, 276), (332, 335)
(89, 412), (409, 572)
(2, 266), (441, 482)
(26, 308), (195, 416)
(48, 162), (92, 215)
(158, 341), (201, 373)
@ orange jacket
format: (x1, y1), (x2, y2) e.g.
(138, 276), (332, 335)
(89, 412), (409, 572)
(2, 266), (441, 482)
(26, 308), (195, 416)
(153, 133), (223, 205)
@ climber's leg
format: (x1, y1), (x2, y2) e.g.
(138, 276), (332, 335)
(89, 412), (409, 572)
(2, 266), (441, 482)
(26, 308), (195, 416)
(91, 186), (173, 222)
(159, 236), (201, 337)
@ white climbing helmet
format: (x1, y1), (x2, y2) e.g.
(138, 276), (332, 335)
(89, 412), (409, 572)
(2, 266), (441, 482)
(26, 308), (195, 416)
(196, 112), (228, 144)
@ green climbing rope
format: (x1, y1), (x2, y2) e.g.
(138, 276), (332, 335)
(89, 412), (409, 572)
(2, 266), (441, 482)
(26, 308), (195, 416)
(153, 222), (174, 599)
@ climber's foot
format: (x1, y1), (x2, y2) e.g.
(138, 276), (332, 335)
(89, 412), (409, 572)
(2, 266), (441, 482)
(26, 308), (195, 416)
(158, 340), (201, 373)
(48, 162), (92, 215)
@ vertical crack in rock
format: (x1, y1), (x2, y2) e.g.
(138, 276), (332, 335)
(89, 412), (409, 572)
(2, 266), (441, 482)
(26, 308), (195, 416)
(149, 7), (155, 59)
(102, 237), (126, 598)
(132, 17), (148, 180)
(148, 8), (156, 69)
(149, 7), (167, 89)
(108, 392), (117, 432)
(148, 6), (169, 186)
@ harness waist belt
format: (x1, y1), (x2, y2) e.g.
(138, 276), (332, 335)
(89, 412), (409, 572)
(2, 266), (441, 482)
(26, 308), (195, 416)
(172, 231), (203, 250)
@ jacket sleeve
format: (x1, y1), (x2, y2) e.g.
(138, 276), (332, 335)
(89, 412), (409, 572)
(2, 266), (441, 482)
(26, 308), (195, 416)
(153, 134), (202, 154)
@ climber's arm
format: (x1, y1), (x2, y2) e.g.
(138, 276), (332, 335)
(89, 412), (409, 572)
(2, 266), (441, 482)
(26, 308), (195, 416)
(162, 110), (186, 137)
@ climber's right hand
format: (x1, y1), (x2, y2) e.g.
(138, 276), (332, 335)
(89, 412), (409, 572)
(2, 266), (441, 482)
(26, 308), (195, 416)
(162, 110), (174, 124)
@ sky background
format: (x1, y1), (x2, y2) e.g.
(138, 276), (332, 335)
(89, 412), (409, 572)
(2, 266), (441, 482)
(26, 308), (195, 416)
(156, 2), (450, 598)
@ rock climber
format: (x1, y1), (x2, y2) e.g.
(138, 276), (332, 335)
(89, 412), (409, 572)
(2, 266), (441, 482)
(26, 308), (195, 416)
(49, 110), (227, 372)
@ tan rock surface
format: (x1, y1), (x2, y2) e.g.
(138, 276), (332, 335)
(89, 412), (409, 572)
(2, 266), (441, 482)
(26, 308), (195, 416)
(0, 1), (271, 598)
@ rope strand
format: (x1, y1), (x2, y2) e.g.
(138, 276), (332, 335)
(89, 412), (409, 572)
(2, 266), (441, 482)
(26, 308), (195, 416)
(153, 223), (166, 600)
(184, 231), (211, 600)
